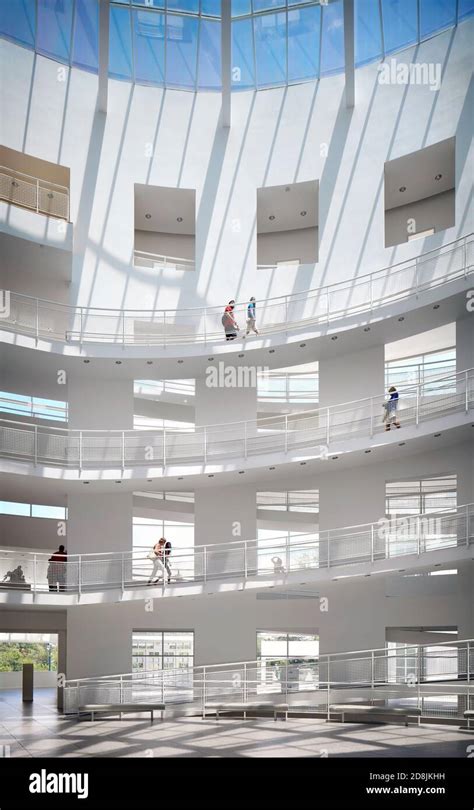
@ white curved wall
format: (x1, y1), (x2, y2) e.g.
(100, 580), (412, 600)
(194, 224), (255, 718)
(1, 21), (472, 312)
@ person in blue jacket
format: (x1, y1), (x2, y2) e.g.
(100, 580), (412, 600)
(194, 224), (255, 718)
(244, 296), (259, 337)
(384, 386), (400, 431)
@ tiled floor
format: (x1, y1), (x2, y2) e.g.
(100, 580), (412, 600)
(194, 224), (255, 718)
(1, 689), (472, 758)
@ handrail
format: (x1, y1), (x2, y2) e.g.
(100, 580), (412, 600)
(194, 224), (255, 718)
(134, 250), (194, 264)
(66, 636), (473, 684)
(1, 503), (471, 598)
(1, 233), (472, 345)
(0, 369), (471, 471)
(0, 165), (69, 193)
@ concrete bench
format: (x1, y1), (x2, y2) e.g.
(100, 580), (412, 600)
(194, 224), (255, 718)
(464, 710), (474, 729)
(329, 704), (422, 727)
(78, 703), (165, 722)
(204, 702), (289, 721)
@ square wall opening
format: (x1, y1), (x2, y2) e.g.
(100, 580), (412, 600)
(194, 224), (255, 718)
(257, 180), (319, 267)
(134, 184), (196, 271)
(384, 138), (455, 247)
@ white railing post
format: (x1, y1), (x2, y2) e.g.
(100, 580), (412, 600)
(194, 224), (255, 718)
(203, 427), (207, 465)
(163, 312), (166, 349)
(244, 540), (248, 579)
(465, 370), (469, 413)
(370, 524), (374, 563)
(121, 311), (126, 347)
(414, 256), (419, 296)
(417, 515), (421, 556)
(285, 533), (290, 572)
(121, 432), (125, 472)
(415, 382), (420, 426)
(36, 178), (39, 213)
(371, 652), (375, 690)
(203, 307), (207, 344)
(326, 408), (330, 446)
(120, 677), (123, 706)
(327, 530), (330, 569)
(79, 431), (83, 474)
(163, 427), (166, 468)
(284, 414), (288, 453)
(33, 554), (37, 597)
(79, 307), (84, 347)
(78, 557), (82, 598)
(202, 666), (206, 718)
(467, 641), (471, 713)
(243, 663), (247, 703)
(203, 545), (207, 583)
(35, 297), (39, 339)
(326, 655), (331, 720)
(369, 274), (373, 311)
(244, 421), (247, 459)
(466, 504), (470, 548)
(121, 553), (125, 596)
(34, 424), (38, 465)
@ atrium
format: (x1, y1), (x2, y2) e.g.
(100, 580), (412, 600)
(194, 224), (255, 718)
(0, 0), (473, 797)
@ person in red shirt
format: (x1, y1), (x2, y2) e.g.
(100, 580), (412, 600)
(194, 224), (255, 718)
(222, 300), (239, 341)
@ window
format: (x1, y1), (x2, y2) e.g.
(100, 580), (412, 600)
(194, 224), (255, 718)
(384, 476), (457, 556)
(0, 501), (67, 519)
(257, 529), (320, 573)
(257, 631), (319, 691)
(0, 391), (67, 421)
(132, 631), (194, 674)
(133, 518), (194, 581)
(257, 490), (319, 512)
(0, 633), (58, 672)
(385, 348), (456, 396)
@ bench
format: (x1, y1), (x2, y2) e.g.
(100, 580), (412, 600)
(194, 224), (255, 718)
(464, 710), (474, 729)
(329, 704), (422, 727)
(78, 703), (165, 722)
(204, 702), (289, 721)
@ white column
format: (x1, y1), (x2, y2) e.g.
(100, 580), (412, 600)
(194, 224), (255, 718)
(194, 376), (258, 574)
(318, 345), (385, 407)
(68, 375), (134, 429)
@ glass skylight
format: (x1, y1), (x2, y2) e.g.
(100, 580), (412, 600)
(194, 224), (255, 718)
(1, 0), (472, 91)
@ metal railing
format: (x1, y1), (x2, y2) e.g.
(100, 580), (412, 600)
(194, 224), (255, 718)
(1, 503), (471, 597)
(0, 165), (69, 221)
(0, 234), (471, 346)
(0, 368), (472, 470)
(133, 250), (195, 272)
(62, 637), (473, 719)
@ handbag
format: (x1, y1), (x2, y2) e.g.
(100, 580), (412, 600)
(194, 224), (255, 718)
(147, 550), (158, 560)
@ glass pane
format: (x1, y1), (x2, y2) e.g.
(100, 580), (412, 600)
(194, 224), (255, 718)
(381, 0), (418, 54)
(166, 13), (198, 88)
(133, 9), (165, 84)
(0, 0), (36, 47)
(0, 501), (30, 517)
(320, 0), (344, 76)
(164, 632), (194, 655)
(288, 633), (319, 658)
(201, 0), (221, 16)
(167, 0), (199, 12)
(37, 0), (74, 63)
(288, 5), (320, 82)
(253, 0), (286, 10)
(257, 631), (288, 658)
(198, 18), (221, 89)
(254, 11), (287, 87)
(355, 0), (382, 66)
(73, 0), (99, 72)
(110, 5), (133, 79)
(31, 505), (65, 519)
(420, 0), (456, 39)
(458, 0), (474, 20)
(231, 17), (255, 88)
(232, 0), (251, 16)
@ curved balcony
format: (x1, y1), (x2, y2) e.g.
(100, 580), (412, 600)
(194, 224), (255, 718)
(1, 236), (472, 349)
(1, 504), (472, 606)
(0, 369), (472, 476)
(63, 637), (473, 720)
(0, 165), (69, 221)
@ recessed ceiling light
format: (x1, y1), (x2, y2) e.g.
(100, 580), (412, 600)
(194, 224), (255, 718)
(208, 474), (214, 478)
(285, 186), (291, 192)
(147, 479), (152, 482)
(115, 480), (122, 484)
(146, 360), (153, 365)
(269, 349), (275, 353)
(83, 481), (90, 484)
(365, 449), (371, 453)
(238, 471), (245, 474)
(399, 186), (406, 192)
(238, 353), (244, 358)
(398, 442), (405, 446)
(299, 343), (306, 348)
(269, 215), (275, 221)
(364, 327), (370, 332)
(433, 304), (440, 310)
(434, 433), (441, 437)
(331, 456), (338, 460)
(300, 462), (306, 466)
(177, 216), (183, 222)
(145, 213), (151, 219)
(208, 357), (214, 361)
(331, 335), (338, 341)
(398, 316), (405, 322)
(435, 174), (442, 180)
(177, 477), (183, 481)
(300, 211), (307, 216)
(178, 360), (184, 364)
(115, 360), (122, 365)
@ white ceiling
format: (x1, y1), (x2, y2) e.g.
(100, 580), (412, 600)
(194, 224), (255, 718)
(257, 180), (319, 234)
(134, 184), (196, 235)
(385, 322), (456, 361)
(384, 138), (455, 211)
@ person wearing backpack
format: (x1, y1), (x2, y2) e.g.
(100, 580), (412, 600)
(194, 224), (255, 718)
(222, 300), (239, 341)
